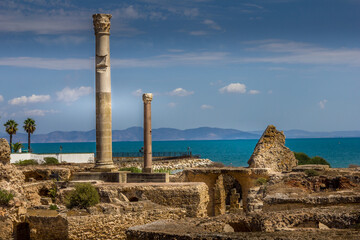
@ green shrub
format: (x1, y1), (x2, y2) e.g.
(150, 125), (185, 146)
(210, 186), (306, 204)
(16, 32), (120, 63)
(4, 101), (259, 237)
(66, 183), (100, 209)
(309, 156), (330, 166)
(256, 177), (267, 186)
(0, 189), (14, 206)
(14, 159), (39, 166)
(49, 204), (58, 210)
(49, 183), (57, 201)
(294, 152), (331, 167)
(119, 167), (142, 173)
(12, 142), (23, 153)
(43, 157), (59, 165)
(294, 152), (311, 165)
(154, 168), (172, 174)
(305, 169), (319, 177)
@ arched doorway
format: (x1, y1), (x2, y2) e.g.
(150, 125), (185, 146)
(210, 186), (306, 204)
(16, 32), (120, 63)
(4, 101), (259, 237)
(223, 175), (242, 211)
(14, 222), (30, 240)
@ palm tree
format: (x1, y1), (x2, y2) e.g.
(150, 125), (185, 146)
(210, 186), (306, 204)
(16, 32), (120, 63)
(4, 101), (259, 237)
(23, 118), (36, 152)
(4, 120), (18, 153)
(12, 142), (23, 153)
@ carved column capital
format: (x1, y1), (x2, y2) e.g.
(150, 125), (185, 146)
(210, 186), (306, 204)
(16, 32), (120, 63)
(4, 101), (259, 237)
(142, 93), (153, 103)
(93, 14), (112, 34)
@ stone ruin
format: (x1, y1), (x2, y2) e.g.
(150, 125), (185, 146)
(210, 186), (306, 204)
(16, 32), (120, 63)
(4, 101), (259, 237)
(0, 138), (11, 164)
(248, 125), (298, 172)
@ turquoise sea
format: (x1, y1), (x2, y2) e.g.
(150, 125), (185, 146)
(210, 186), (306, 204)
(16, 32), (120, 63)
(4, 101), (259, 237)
(25, 138), (360, 168)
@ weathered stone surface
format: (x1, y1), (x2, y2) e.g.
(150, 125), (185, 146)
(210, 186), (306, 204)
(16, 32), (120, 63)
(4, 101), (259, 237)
(18, 165), (71, 182)
(67, 202), (186, 240)
(96, 182), (209, 217)
(126, 210), (360, 240)
(248, 125), (297, 172)
(0, 138), (10, 164)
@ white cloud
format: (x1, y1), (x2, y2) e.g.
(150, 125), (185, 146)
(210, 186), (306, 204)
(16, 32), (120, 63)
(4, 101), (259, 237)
(249, 90), (260, 95)
(184, 8), (199, 17)
(242, 40), (360, 66)
(112, 6), (143, 19)
(167, 49), (184, 53)
(0, 95), (3, 102)
(268, 90), (273, 94)
(168, 102), (176, 108)
(0, 57), (91, 70)
(0, 52), (228, 70)
(8, 94), (50, 105)
(3, 40), (359, 71)
(319, 99), (328, 109)
(201, 104), (213, 109)
(189, 31), (207, 36)
(203, 19), (221, 30)
(132, 89), (143, 97)
(34, 36), (86, 45)
(168, 88), (194, 97)
(56, 86), (92, 103)
(219, 83), (246, 94)
(24, 109), (58, 117)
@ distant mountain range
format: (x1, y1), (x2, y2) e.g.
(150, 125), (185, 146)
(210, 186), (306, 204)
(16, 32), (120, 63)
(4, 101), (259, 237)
(1, 127), (360, 143)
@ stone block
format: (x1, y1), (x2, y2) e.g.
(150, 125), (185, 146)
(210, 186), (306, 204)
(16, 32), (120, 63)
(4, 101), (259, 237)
(72, 171), (128, 183)
(127, 173), (169, 183)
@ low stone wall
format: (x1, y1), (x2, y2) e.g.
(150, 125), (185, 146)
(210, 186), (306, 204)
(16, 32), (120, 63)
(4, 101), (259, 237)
(67, 203), (185, 240)
(117, 158), (213, 170)
(96, 182), (209, 217)
(126, 206), (360, 240)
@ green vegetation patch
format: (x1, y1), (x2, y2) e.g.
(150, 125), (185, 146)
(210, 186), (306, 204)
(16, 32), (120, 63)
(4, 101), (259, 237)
(0, 189), (14, 206)
(66, 183), (100, 209)
(49, 204), (58, 210)
(14, 159), (39, 166)
(43, 157), (59, 165)
(255, 177), (267, 186)
(119, 167), (142, 173)
(294, 152), (331, 167)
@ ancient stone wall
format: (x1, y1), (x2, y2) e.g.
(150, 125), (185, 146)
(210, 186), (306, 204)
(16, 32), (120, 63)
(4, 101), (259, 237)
(248, 125), (297, 172)
(96, 182), (209, 217)
(67, 203), (186, 240)
(182, 168), (271, 216)
(117, 158), (213, 170)
(24, 212), (68, 240)
(0, 138), (10, 164)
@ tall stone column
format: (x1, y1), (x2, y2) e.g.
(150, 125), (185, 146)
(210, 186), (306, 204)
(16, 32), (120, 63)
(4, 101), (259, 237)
(143, 93), (153, 173)
(93, 14), (116, 171)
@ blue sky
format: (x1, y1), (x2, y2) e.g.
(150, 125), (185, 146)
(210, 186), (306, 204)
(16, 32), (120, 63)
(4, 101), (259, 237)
(0, 0), (359, 134)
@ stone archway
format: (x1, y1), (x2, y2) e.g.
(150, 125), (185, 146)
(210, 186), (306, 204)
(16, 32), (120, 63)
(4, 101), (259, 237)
(223, 175), (242, 211)
(14, 222), (30, 240)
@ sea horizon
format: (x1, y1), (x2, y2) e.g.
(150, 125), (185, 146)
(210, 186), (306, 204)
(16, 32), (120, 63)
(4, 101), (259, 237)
(16, 137), (360, 169)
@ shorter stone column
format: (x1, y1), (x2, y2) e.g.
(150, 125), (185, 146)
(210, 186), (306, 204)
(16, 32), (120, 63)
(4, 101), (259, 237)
(230, 188), (241, 209)
(143, 93), (153, 173)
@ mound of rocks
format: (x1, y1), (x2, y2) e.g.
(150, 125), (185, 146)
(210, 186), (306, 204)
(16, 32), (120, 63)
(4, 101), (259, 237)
(248, 125), (297, 172)
(0, 138), (10, 164)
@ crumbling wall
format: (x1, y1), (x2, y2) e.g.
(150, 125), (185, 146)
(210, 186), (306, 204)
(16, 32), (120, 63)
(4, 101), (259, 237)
(248, 125), (297, 172)
(96, 182), (209, 217)
(67, 203), (186, 240)
(0, 138), (10, 164)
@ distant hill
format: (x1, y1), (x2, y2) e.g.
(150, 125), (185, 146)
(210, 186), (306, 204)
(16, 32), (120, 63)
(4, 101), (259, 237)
(0, 127), (359, 143)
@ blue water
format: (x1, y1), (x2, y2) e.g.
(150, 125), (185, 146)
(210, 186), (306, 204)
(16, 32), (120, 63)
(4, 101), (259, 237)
(24, 138), (360, 168)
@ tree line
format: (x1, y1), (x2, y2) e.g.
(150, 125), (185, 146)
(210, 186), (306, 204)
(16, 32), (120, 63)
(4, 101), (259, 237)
(3, 118), (36, 153)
